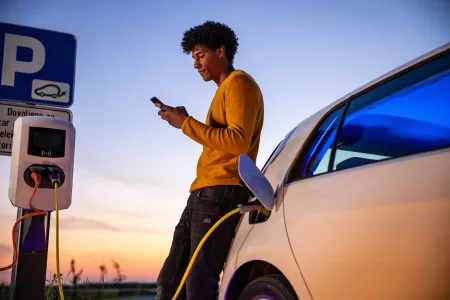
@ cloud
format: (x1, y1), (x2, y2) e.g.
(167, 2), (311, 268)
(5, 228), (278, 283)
(0, 271), (11, 285)
(73, 159), (174, 191)
(87, 206), (155, 219)
(0, 213), (14, 222)
(71, 165), (190, 206)
(0, 243), (10, 256)
(0, 243), (12, 273)
(55, 217), (168, 234)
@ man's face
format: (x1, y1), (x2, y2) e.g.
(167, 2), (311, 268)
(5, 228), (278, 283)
(191, 44), (225, 82)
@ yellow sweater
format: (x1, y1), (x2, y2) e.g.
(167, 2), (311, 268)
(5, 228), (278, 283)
(181, 70), (264, 193)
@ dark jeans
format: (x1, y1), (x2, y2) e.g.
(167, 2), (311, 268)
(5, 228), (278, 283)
(156, 185), (250, 300)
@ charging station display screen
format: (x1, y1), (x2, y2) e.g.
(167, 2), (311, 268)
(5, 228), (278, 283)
(28, 127), (66, 158)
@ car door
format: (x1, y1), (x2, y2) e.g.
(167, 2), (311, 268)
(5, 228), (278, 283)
(282, 45), (450, 300)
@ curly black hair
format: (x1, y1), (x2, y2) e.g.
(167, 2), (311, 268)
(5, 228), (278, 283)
(181, 21), (239, 64)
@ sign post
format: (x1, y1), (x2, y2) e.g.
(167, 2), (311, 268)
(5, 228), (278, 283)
(0, 22), (76, 300)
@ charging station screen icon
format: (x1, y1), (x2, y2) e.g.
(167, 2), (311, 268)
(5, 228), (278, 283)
(27, 127), (66, 158)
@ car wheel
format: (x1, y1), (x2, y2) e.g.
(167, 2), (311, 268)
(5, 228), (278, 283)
(238, 274), (298, 300)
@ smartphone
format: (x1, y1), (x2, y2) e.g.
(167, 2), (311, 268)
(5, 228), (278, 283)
(150, 96), (163, 106)
(150, 96), (165, 111)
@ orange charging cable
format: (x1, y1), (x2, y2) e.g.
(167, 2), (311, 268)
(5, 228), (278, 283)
(0, 172), (48, 272)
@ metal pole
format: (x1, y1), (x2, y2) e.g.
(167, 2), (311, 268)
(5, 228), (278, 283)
(9, 208), (51, 300)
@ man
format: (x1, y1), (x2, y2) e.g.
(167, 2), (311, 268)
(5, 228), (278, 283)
(155, 20), (264, 300)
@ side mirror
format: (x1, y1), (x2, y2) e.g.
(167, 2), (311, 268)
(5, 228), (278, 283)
(238, 154), (274, 211)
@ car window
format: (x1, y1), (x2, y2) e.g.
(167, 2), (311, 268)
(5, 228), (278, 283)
(287, 47), (450, 183)
(333, 54), (450, 171)
(288, 105), (345, 181)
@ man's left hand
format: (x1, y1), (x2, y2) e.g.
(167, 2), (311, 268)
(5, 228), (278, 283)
(157, 104), (189, 129)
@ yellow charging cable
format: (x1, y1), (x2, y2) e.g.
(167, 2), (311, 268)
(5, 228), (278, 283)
(54, 182), (65, 300)
(172, 207), (241, 300)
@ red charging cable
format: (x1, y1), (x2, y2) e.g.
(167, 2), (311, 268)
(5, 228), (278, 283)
(0, 172), (48, 272)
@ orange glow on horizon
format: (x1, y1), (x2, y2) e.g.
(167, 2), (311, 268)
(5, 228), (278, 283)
(0, 220), (174, 284)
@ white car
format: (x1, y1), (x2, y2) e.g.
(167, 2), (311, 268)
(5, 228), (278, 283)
(219, 41), (450, 300)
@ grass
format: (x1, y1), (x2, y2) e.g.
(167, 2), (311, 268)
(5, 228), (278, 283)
(0, 259), (156, 299)
(0, 282), (9, 300)
(0, 273), (156, 300)
(0, 269), (156, 300)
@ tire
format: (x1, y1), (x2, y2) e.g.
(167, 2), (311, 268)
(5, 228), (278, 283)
(238, 274), (298, 300)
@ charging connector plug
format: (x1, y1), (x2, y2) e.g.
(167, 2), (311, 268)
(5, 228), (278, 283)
(29, 166), (44, 186)
(29, 165), (46, 173)
(47, 167), (61, 187)
(237, 199), (271, 217)
(30, 171), (42, 187)
(238, 204), (264, 214)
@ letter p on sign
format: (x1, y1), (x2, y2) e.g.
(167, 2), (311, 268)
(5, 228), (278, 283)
(1, 33), (45, 87)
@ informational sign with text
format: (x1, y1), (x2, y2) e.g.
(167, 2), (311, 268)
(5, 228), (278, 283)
(0, 101), (72, 156)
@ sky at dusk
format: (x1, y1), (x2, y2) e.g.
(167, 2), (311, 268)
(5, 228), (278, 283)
(0, 0), (449, 284)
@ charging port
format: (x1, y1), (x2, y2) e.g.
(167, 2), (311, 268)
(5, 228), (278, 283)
(24, 164), (65, 189)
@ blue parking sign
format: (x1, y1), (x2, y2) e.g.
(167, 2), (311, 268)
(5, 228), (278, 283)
(0, 22), (77, 108)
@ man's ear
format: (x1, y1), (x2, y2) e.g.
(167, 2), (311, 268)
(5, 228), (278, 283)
(216, 46), (226, 59)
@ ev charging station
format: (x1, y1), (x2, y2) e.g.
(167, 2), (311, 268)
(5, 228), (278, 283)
(9, 116), (76, 211)
(0, 22), (77, 299)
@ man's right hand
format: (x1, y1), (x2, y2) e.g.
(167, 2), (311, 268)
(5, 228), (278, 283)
(158, 104), (189, 129)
